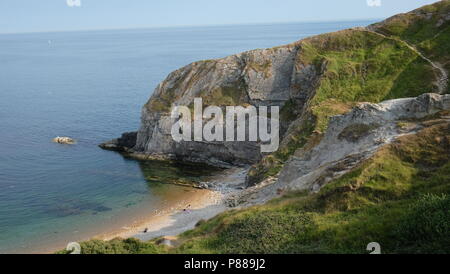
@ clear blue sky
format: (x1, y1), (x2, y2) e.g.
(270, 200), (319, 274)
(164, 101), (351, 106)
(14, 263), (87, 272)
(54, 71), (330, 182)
(0, 0), (439, 34)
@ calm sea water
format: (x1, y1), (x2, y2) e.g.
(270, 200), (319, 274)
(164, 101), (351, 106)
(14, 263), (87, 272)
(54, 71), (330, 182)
(0, 20), (376, 253)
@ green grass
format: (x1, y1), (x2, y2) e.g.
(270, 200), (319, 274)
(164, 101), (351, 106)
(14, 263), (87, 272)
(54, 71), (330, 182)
(371, 0), (450, 93)
(371, 1), (450, 45)
(176, 209), (316, 254)
(393, 193), (450, 253)
(56, 238), (167, 254)
(306, 30), (436, 129)
(198, 81), (248, 107)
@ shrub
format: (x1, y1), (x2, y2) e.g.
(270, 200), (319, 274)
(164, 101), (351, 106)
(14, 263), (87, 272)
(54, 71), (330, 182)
(394, 194), (450, 253)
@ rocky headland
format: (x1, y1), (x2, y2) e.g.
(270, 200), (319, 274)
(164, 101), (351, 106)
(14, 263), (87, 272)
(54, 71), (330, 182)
(92, 1), (450, 254)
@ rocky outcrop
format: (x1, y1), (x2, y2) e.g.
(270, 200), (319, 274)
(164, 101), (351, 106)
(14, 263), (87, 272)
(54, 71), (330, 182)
(102, 43), (322, 166)
(276, 93), (450, 192)
(99, 132), (137, 152)
(226, 93), (450, 206)
(136, 46), (304, 167)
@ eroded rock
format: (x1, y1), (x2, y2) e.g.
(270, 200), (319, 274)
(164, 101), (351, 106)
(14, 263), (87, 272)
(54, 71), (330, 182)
(277, 93), (450, 192)
(52, 136), (76, 144)
(99, 132), (137, 152)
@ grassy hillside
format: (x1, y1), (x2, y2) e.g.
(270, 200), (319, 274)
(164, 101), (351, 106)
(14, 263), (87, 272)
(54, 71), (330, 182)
(173, 119), (450, 254)
(369, 0), (450, 77)
(71, 118), (450, 254)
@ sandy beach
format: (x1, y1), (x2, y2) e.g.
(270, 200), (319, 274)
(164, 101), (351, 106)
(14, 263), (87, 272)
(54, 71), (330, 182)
(20, 168), (246, 254)
(96, 167), (248, 244)
(97, 188), (226, 242)
(24, 187), (225, 254)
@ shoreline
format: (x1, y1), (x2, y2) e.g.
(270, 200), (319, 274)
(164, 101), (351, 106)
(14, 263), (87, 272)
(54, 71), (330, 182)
(97, 188), (225, 242)
(23, 167), (246, 254)
(26, 187), (225, 254)
(94, 167), (249, 245)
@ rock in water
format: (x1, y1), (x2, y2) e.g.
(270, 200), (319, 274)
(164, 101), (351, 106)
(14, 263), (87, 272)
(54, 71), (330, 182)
(52, 136), (76, 144)
(99, 131), (137, 152)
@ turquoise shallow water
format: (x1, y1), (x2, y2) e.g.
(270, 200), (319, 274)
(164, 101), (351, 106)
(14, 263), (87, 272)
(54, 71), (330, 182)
(0, 20), (376, 253)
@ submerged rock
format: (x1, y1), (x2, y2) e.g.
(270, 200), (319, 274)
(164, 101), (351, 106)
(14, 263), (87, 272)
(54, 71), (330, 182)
(52, 136), (76, 144)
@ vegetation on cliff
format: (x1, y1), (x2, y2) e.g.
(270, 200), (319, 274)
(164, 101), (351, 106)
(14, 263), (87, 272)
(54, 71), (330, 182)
(369, 0), (450, 81)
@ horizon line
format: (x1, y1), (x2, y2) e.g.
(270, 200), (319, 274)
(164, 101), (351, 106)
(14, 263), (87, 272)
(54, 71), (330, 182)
(0, 17), (382, 36)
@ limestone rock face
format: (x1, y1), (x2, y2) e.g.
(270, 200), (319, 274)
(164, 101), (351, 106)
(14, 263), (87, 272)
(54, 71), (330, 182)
(277, 93), (450, 192)
(124, 43), (320, 166)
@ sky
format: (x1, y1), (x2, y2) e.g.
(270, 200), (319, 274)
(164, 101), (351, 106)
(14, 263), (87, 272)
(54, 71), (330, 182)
(0, 0), (440, 34)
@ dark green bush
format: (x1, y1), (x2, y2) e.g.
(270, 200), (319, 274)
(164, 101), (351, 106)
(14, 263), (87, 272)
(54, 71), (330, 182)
(394, 194), (450, 253)
(205, 210), (316, 254)
(61, 238), (162, 254)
